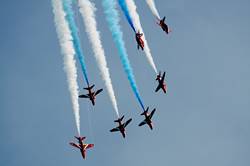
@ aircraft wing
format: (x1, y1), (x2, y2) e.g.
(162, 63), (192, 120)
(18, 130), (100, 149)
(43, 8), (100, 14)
(124, 118), (132, 128)
(138, 120), (147, 126)
(149, 109), (156, 119)
(110, 127), (119, 132)
(162, 72), (166, 82)
(79, 94), (89, 98)
(155, 84), (161, 92)
(86, 144), (94, 149)
(69, 142), (81, 149)
(95, 89), (103, 96)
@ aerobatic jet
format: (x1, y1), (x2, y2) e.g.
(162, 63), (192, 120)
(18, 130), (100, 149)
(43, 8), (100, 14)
(78, 84), (103, 106)
(69, 136), (94, 159)
(155, 71), (167, 93)
(135, 31), (144, 50)
(138, 107), (156, 130)
(157, 17), (171, 34)
(110, 115), (132, 138)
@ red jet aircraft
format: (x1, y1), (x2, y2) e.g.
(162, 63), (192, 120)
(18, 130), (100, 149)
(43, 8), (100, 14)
(155, 71), (167, 93)
(78, 84), (103, 106)
(135, 31), (144, 50)
(157, 17), (171, 34)
(138, 107), (156, 130)
(110, 115), (132, 138)
(69, 136), (94, 159)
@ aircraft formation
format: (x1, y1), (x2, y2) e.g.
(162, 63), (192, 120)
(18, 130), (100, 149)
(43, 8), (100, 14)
(52, 0), (171, 159)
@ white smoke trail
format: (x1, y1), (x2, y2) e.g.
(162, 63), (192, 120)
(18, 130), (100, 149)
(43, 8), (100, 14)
(126, 0), (157, 74)
(145, 0), (160, 19)
(78, 0), (120, 117)
(52, 0), (80, 135)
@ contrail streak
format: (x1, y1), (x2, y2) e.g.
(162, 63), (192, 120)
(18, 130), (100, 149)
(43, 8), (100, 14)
(52, 0), (80, 135)
(125, 0), (158, 74)
(145, 0), (160, 19)
(102, 0), (145, 111)
(63, 0), (90, 86)
(78, 0), (120, 117)
(117, 0), (136, 32)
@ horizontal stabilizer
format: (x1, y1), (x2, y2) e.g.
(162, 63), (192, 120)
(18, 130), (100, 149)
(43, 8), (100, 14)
(141, 107), (149, 115)
(84, 84), (95, 90)
(114, 115), (124, 122)
(74, 136), (86, 141)
(80, 137), (86, 141)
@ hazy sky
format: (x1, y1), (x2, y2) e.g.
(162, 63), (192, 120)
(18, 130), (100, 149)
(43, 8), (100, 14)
(1, 0), (250, 166)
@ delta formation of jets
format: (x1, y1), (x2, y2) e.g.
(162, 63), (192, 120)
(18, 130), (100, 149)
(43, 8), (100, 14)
(70, 17), (170, 160)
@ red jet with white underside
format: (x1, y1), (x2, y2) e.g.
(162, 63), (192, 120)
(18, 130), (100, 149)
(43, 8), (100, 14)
(157, 17), (171, 34)
(110, 115), (132, 138)
(155, 71), (167, 93)
(135, 31), (144, 50)
(69, 136), (94, 159)
(138, 107), (156, 130)
(78, 84), (103, 106)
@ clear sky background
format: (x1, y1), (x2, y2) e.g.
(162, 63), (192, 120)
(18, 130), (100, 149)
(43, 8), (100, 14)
(1, 0), (250, 165)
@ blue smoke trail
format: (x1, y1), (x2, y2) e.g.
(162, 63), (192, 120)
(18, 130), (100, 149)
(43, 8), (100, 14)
(102, 0), (145, 111)
(117, 0), (136, 33)
(63, 0), (90, 86)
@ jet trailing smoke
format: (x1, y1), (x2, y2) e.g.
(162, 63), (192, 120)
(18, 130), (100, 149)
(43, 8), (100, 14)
(117, 0), (136, 32)
(63, 0), (90, 86)
(124, 0), (158, 74)
(77, 0), (120, 117)
(52, 0), (80, 135)
(102, 0), (145, 111)
(145, 0), (160, 19)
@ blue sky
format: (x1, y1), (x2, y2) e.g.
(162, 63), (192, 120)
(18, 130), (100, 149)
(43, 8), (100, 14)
(1, 0), (250, 165)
